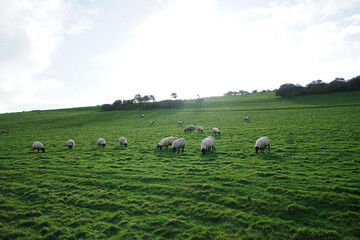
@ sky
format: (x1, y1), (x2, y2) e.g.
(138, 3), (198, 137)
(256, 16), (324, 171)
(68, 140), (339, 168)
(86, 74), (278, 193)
(1, 0), (360, 113)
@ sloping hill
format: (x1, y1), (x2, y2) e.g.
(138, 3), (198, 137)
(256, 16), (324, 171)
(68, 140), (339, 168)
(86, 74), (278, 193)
(1, 92), (359, 239)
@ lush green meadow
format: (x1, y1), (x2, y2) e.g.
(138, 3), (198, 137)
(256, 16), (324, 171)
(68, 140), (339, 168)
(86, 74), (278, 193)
(1, 92), (359, 239)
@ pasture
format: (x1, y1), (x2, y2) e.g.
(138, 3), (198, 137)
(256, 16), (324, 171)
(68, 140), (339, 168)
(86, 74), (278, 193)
(0, 92), (359, 239)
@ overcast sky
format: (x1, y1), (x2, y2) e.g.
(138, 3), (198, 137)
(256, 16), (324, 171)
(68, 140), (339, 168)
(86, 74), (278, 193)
(1, 0), (360, 113)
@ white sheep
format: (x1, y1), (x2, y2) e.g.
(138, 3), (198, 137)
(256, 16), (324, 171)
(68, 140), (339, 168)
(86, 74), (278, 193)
(244, 116), (251, 121)
(157, 136), (178, 149)
(201, 136), (215, 155)
(32, 141), (45, 153)
(178, 121), (184, 126)
(141, 114), (145, 118)
(119, 137), (128, 147)
(1, 130), (7, 134)
(172, 138), (186, 153)
(255, 136), (270, 153)
(67, 139), (75, 149)
(97, 138), (106, 147)
(212, 127), (221, 135)
(150, 121), (155, 125)
(197, 126), (203, 133)
(184, 124), (195, 132)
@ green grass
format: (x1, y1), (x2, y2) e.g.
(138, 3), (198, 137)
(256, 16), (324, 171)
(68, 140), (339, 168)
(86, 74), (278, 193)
(1, 92), (359, 239)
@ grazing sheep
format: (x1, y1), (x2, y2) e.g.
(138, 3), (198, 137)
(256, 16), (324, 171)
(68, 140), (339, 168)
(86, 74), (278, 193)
(1, 130), (7, 134)
(178, 121), (184, 126)
(201, 136), (215, 155)
(157, 136), (178, 149)
(97, 138), (106, 147)
(197, 126), (203, 133)
(244, 116), (251, 121)
(32, 142), (45, 153)
(255, 136), (270, 153)
(119, 137), (128, 147)
(67, 139), (75, 149)
(184, 124), (195, 132)
(141, 114), (145, 118)
(172, 138), (186, 153)
(212, 127), (221, 135)
(150, 121), (155, 125)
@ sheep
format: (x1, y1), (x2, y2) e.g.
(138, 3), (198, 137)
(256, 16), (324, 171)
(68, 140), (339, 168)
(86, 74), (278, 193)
(32, 141), (45, 153)
(150, 121), (155, 125)
(197, 126), (203, 133)
(255, 136), (270, 153)
(141, 114), (145, 118)
(184, 124), (195, 132)
(97, 138), (106, 147)
(201, 136), (215, 155)
(67, 139), (75, 149)
(178, 121), (184, 126)
(172, 138), (186, 153)
(212, 127), (221, 135)
(244, 116), (251, 121)
(119, 137), (128, 147)
(157, 136), (178, 149)
(1, 130), (7, 134)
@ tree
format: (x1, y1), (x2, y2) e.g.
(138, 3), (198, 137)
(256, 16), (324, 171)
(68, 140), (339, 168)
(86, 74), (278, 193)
(196, 94), (204, 105)
(142, 95), (150, 103)
(328, 78), (347, 92)
(171, 93), (178, 100)
(112, 100), (123, 110)
(306, 80), (327, 94)
(224, 91), (236, 96)
(134, 94), (142, 103)
(348, 75), (360, 90)
(275, 83), (306, 98)
(149, 95), (156, 102)
(239, 90), (249, 95)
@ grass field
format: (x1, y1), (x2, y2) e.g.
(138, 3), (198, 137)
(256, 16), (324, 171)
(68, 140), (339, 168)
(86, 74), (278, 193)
(1, 92), (360, 239)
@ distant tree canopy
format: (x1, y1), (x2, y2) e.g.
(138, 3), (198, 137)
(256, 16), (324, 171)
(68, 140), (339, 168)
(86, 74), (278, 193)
(275, 75), (360, 98)
(134, 94), (156, 103)
(171, 93), (178, 100)
(224, 90), (250, 96)
(101, 94), (184, 111)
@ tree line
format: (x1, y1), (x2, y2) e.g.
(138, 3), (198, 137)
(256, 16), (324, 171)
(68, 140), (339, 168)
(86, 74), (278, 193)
(224, 89), (273, 96)
(275, 75), (360, 98)
(101, 94), (184, 111)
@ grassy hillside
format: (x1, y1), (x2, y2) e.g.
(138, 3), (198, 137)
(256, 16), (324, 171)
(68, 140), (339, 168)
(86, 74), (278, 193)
(1, 92), (359, 239)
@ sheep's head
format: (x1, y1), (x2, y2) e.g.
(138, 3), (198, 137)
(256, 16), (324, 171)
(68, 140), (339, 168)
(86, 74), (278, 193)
(255, 146), (259, 153)
(41, 147), (45, 153)
(68, 145), (73, 149)
(124, 143), (128, 147)
(102, 143), (106, 147)
(201, 148), (206, 155)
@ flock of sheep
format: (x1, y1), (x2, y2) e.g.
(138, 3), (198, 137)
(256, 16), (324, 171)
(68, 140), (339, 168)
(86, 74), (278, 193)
(1, 112), (270, 155)
(6, 114), (270, 155)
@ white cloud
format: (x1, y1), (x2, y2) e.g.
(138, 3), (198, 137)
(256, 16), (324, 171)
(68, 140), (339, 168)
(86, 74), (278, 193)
(101, 0), (360, 103)
(0, 0), (98, 112)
